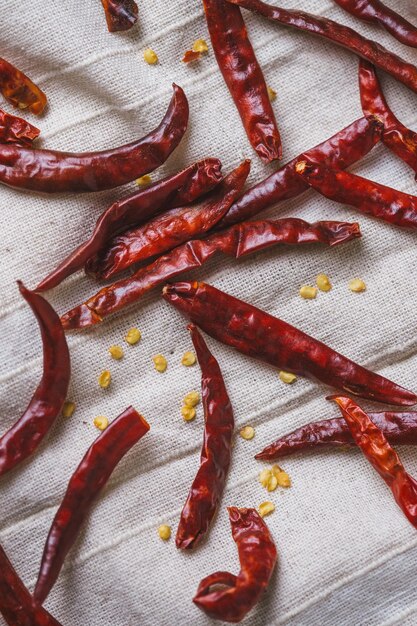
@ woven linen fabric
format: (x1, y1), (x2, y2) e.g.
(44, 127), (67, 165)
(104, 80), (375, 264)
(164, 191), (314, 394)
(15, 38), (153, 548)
(1, 1), (417, 624)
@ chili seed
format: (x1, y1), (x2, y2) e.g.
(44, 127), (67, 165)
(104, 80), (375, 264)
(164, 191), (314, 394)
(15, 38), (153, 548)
(98, 370), (111, 389)
(181, 406), (196, 422)
(93, 415), (109, 431)
(158, 524), (171, 541)
(62, 401), (75, 418)
(271, 465), (291, 488)
(258, 501), (275, 518)
(279, 371), (297, 384)
(153, 354), (167, 373)
(259, 468), (272, 488)
(181, 351), (196, 366)
(183, 391), (200, 407)
(299, 285), (317, 300)
(316, 273), (332, 292)
(267, 86), (277, 102)
(240, 425), (255, 440)
(349, 278), (366, 293)
(125, 328), (141, 345)
(192, 39), (208, 53)
(136, 175), (152, 187)
(109, 345), (124, 360)
(144, 48), (158, 64)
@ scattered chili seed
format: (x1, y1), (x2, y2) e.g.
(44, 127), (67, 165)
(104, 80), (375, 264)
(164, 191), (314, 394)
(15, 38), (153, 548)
(181, 351), (196, 366)
(267, 86), (277, 102)
(299, 285), (318, 300)
(153, 354), (167, 373)
(125, 328), (141, 345)
(259, 468), (278, 491)
(93, 415), (109, 431)
(158, 524), (171, 541)
(316, 273), (332, 292)
(192, 39), (209, 53)
(98, 370), (111, 389)
(109, 345), (124, 360)
(183, 391), (200, 407)
(136, 174), (152, 187)
(62, 401), (75, 419)
(143, 48), (158, 64)
(271, 464), (291, 488)
(259, 468), (271, 488)
(349, 278), (366, 292)
(258, 501), (275, 517)
(279, 371), (297, 384)
(240, 425), (255, 440)
(183, 50), (201, 63)
(181, 406), (196, 422)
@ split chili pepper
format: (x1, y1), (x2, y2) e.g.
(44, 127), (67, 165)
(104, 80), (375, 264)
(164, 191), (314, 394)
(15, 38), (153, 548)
(0, 84), (188, 193)
(331, 396), (417, 529)
(101, 0), (138, 32)
(226, 0), (417, 94)
(163, 281), (417, 406)
(0, 109), (40, 147)
(36, 158), (222, 291)
(0, 58), (47, 115)
(176, 325), (234, 549)
(61, 218), (360, 329)
(0, 283), (70, 477)
(193, 506), (277, 622)
(203, 0), (281, 163)
(33, 406), (150, 605)
(86, 160), (251, 279)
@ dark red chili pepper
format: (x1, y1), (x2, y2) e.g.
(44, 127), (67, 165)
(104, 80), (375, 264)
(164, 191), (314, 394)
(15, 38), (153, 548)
(203, 0), (281, 163)
(86, 160), (251, 279)
(193, 506), (277, 622)
(256, 411), (417, 460)
(331, 396), (417, 529)
(37, 158), (222, 291)
(359, 59), (417, 180)
(163, 281), (417, 406)
(0, 58), (47, 115)
(0, 283), (70, 477)
(176, 324), (234, 550)
(101, 0), (138, 32)
(33, 407), (150, 605)
(226, 0), (417, 93)
(0, 84), (188, 194)
(0, 109), (40, 147)
(61, 218), (360, 329)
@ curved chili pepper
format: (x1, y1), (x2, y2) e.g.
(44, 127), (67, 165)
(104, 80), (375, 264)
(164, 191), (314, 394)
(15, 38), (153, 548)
(33, 407), (150, 605)
(295, 157), (417, 229)
(226, 0), (417, 93)
(163, 281), (417, 406)
(359, 59), (417, 180)
(203, 0), (281, 163)
(331, 396), (417, 528)
(333, 0), (417, 48)
(0, 58), (47, 115)
(0, 109), (40, 147)
(176, 324), (234, 550)
(101, 0), (138, 32)
(37, 159), (222, 291)
(193, 506), (277, 622)
(0, 283), (70, 477)
(256, 411), (417, 460)
(0, 84), (188, 193)
(86, 160), (251, 279)
(61, 218), (360, 329)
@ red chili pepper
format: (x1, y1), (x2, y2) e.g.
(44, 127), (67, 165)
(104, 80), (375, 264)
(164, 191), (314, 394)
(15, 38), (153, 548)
(0, 109), (40, 147)
(359, 59), (417, 181)
(226, 0), (417, 93)
(203, 0), (281, 163)
(61, 218), (360, 329)
(33, 407), (150, 605)
(86, 160), (251, 279)
(36, 158), (222, 291)
(176, 324), (234, 550)
(101, 0), (138, 32)
(0, 283), (70, 477)
(0, 58), (47, 115)
(163, 281), (417, 406)
(0, 84), (188, 193)
(193, 506), (277, 622)
(256, 411), (417, 460)
(331, 396), (417, 529)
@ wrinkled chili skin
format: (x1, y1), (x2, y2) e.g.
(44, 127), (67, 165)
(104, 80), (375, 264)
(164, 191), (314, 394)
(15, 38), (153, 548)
(203, 0), (281, 163)
(101, 0), (138, 32)
(61, 218), (360, 329)
(256, 412), (417, 460)
(37, 158), (223, 291)
(0, 58), (47, 115)
(0, 283), (70, 477)
(0, 84), (188, 193)
(332, 396), (417, 528)
(176, 325), (234, 550)
(163, 282), (417, 406)
(193, 507), (277, 622)
(0, 109), (40, 147)
(33, 407), (150, 605)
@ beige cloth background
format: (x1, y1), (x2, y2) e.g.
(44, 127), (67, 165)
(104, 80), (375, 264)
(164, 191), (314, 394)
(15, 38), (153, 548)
(1, 1), (417, 624)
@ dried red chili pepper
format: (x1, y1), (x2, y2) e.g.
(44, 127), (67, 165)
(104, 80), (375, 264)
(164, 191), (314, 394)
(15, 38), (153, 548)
(0, 84), (188, 193)
(101, 0), (138, 32)
(193, 506), (277, 622)
(176, 324), (234, 550)
(331, 396), (417, 528)
(226, 0), (417, 93)
(203, 0), (281, 162)
(33, 407), (149, 605)
(61, 218), (360, 329)
(37, 158), (222, 291)
(163, 281), (417, 406)
(0, 109), (40, 147)
(0, 58), (47, 115)
(0, 283), (70, 477)
(86, 160), (250, 279)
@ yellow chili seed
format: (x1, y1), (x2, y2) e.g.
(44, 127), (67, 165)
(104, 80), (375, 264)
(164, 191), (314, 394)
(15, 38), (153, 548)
(192, 38), (208, 53)
(158, 524), (171, 541)
(109, 345), (124, 360)
(349, 278), (366, 293)
(98, 370), (111, 389)
(240, 425), (255, 440)
(316, 273), (332, 292)
(259, 469), (272, 488)
(271, 465), (291, 488)
(62, 401), (75, 419)
(136, 174), (152, 187)
(258, 501), (275, 518)
(125, 328), (142, 345)
(181, 405), (196, 422)
(153, 354), (167, 373)
(267, 474), (278, 492)
(279, 371), (297, 384)
(94, 415), (109, 431)
(181, 351), (196, 367)
(144, 48), (158, 64)
(299, 285), (318, 300)
(267, 86), (277, 102)
(183, 391), (200, 407)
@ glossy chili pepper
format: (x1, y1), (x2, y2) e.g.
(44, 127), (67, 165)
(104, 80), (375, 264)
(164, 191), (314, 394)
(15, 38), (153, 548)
(176, 324), (234, 550)
(0, 109), (40, 147)
(226, 0), (417, 93)
(256, 411), (417, 460)
(163, 281), (417, 406)
(37, 158), (222, 291)
(101, 0), (138, 32)
(203, 0), (281, 163)
(33, 407), (150, 605)
(0, 283), (70, 477)
(0, 84), (188, 193)
(333, 0), (417, 48)
(0, 58), (47, 115)
(61, 218), (360, 329)
(86, 160), (251, 279)
(193, 506), (277, 622)
(359, 59), (417, 180)
(331, 396), (417, 528)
